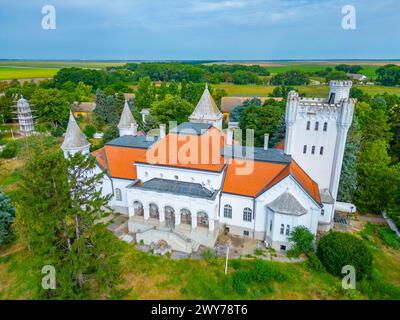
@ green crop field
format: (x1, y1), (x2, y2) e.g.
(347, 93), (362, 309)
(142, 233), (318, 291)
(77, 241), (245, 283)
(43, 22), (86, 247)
(0, 60), (127, 80)
(0, 67), (59, 80)
(214, 84), (400, 97)
(0, 60), (126, 69)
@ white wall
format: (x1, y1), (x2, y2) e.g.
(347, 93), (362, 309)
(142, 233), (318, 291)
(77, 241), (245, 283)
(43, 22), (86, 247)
(220, 175), (321, 242)
(126, 187), (220, 222)
(136, 163), (224, 192)
(219, 193), (255, 230)
(288, 115), (338, 190)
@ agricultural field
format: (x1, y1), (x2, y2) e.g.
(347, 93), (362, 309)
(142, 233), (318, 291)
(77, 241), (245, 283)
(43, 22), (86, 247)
(0, 60), (127, 80)
(210, 60), (400, 78)
(214, 84), (400, 97)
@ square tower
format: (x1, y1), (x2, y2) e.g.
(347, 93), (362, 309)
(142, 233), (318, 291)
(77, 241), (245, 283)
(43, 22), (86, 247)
(284, 81), (355, 215)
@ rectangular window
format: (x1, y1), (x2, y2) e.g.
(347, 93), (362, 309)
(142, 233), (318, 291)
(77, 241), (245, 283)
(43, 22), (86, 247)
(311, 146), (315, 154)
(303, 145), (307, 154)
(269, 220), (272, 232)
(280, 224), (284, 235)
(320, 146), (324, 155)
(285, 225), (290, 236)
(315, 121), (319, 131)
(280, 245), (287, 251)
(243, 230), (249, 237)
(306, 121), (310, 130)
(323, 122), (328, 131)
(321, 209), (325, 216)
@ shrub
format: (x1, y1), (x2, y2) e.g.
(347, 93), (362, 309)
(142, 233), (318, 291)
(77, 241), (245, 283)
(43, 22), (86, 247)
(317, 231), (373, 280)
(0, 191), (16, 244)
(50, 126), (65, 137)
(0, 140), (20, 159)
(288, 226), (315, 257)
(202, 249), (217, 265)
(377, 227), (400, 249)
(306, 252), (325, 272)
(231, 260), (286, 294)
(83, 124), (96, 139)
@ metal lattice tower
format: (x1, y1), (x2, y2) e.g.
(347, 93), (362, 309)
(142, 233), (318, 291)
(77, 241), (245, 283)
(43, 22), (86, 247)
(13, 96), (35, 136)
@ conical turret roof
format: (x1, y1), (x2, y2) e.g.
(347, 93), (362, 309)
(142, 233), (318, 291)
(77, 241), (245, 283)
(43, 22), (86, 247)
(61, 111), (90, 151)
(118, 100), (137, 129)
(189, 84), (223, 121)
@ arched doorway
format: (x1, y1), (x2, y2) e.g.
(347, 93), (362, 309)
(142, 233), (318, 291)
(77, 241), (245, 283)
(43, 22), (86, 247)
(180, 208), (191, 225)
(149, 203), (159, 219)
(165, 206), (175, 228)
(197, 211), (209, 228)
(133, 201), (144, 216)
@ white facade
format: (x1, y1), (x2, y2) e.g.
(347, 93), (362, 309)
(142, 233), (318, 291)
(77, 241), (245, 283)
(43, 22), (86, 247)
(284, 81), (355, 229)
(62, 82), (354, 253)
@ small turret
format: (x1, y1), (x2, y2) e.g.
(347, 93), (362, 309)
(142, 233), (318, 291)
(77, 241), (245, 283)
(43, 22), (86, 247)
(328, 80), (352, 104)
(189, 83), (223, 130)
(118, 100), (137, 137)
(61, 111), (90, 158)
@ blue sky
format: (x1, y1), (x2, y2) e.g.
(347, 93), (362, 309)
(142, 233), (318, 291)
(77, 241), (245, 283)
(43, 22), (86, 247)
(0, 0), (399, 60)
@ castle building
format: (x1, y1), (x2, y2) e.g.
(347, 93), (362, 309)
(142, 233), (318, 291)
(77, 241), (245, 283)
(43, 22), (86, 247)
(62, 82), (355, 253)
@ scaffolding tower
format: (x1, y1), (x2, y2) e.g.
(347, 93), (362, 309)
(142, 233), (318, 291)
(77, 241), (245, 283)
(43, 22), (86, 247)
(13, 96), (35, 136)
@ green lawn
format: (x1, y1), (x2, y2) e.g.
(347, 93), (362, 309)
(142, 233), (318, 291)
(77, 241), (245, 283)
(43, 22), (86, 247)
(0, 140), (399, 300)
(1, 217), (399, 299)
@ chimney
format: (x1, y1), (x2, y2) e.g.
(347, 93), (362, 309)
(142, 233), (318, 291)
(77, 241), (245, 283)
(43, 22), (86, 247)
(264, 133), (269, 150)
(159, 124), (166, 138)
(227, 128), (233, 145)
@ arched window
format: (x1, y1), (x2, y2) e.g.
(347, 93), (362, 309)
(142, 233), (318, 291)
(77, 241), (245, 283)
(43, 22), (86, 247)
(243, 207), (252, 222)
(315, 121), (319, 131)
(286, 225), (290, 236)
(115, 188), (122, 201)
(320, 146), (324, 155)
(224, 204), (232, 218)
(180, 208), (191, 225)
(303, 145), (307, 154)
(149, 203), (159, 219)
(311, 146), (315, 154)
(323, 122), (328, 131)
(280, 224), (284, 235)
(133, 201), (144, 216)
(306, 121), (310, 130)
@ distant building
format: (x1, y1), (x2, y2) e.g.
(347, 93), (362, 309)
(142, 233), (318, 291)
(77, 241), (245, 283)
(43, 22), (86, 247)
(70, 102), (96, 117)
(347, 73), (368, 82)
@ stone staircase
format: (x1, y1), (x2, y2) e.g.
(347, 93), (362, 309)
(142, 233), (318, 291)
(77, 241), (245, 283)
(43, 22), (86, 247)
(136, 227), (200, 253)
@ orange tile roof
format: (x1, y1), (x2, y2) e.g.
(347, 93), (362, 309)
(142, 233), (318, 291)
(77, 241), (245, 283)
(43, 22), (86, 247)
(137, 127), (227, 172)
(222, 160), (287, 197)
(289, 159), (321, 204)
(92, 145), (147, 180)
(92, 129), (321, 204)
(222, 158), (321, 204)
